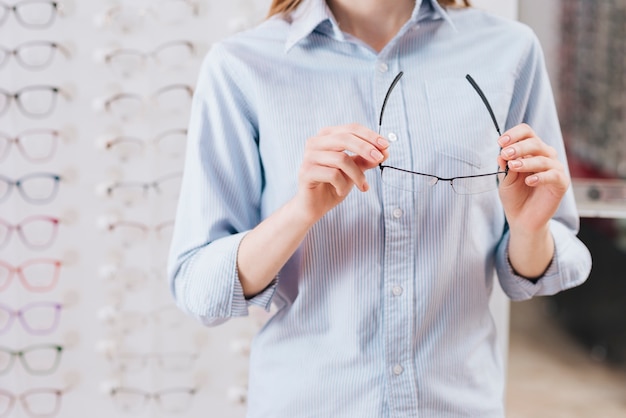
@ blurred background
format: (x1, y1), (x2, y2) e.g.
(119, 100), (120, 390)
(0, 0), (624, 417)
(508, 1), (626, 417)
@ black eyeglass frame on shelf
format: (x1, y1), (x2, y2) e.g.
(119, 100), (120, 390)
(377, 71), (508, 195)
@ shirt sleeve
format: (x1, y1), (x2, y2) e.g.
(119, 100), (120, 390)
(167, 43), (278, 327)
(495, 29), (592, 301)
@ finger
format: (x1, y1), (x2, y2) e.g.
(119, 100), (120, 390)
(353, 147), (390, 170)
(500, 137), (557, 162)
(335, 123), (390, 150)
(307, 150), (368, 191)
(523, 168), (570, 189)
(498, 123), (536, 147)
(302, 165), (357, 196)
(312, 124), (389, 159)
(506, 155), (563, 174)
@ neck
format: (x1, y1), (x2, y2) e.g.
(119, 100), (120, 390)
(326, 0), (416, 52)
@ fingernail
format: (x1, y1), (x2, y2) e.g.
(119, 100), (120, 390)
(371, 149), (384, 161)
(377, 137), (389, 148)
(362, 182), (369, 192)
(527, 175), (539, 185)
(508, 160), (522, 168)
(502, 147), (515, 158)
(499, 135), (511, 146)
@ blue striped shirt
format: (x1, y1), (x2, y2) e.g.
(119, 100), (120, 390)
(168, 0), (592, 416)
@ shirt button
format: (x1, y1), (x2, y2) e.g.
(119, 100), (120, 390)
(392, 285), (403, 296)
(393, 364), (404, 375)
(392, 208), (403, 219)
(387, 132), (398, 142)
(378, 62), (389, 73)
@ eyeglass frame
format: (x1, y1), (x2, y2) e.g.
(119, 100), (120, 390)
(0, 172), (62, 204)
(100, 40), (197, 77)
(0, 258), (63, 292)
(97, 0), (200, 32)
(0, 343), (64, 375)
(377, 71), (508, 194)
(0, 41), (71, 70)
(0, 387), (65, 417)
(98, 128), (188, 161)
(106, 351), (199, 373)
(97, 84), (194, 120)
(0, 301), (63, 335)
(0, 85), (72, 118)
(0, 0), (65, 29)
(0, 129), (62, 162)
(108, 386), (198, 414)
(0, 215), (60, 250)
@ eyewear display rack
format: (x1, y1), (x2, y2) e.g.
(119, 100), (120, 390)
(553, 0), (626, 367)
(0, 1), (270, 417)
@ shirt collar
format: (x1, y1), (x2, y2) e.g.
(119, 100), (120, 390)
(284, 0), (457, 52)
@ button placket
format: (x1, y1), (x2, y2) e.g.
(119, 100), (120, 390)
(376, 53), (419, 413)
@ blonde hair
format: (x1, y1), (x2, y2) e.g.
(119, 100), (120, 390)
(267, 0), (470, 17)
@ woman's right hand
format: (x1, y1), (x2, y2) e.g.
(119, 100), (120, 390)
(294, 123), (390, 223)
(237, 124), (388, 297)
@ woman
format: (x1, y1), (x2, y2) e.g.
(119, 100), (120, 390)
(168, 0), (592, 416)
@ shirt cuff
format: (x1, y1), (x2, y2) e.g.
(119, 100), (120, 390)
(172, 231), (279, 326)
(496, 219), (591, 301)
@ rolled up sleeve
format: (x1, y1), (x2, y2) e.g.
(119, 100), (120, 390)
(495, 30), (592, 300)
(167, 42), (277, 327)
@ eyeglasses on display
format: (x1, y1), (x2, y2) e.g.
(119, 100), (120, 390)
(95, 40), (197, 78)
(107, 351), (199, 373)
(0, 215), (60, 250)
(0, 172), (62, 204)
(96, 128), (187, 162)
(0, 258), (63, 292)
(97, 217), (174, 247)
(0, 344), (63, 375)
(98, 304), (186, 335)
(99, 264), (162, 292)
(0, 301), (63, 335)
(0, 0), (67, 29)
(96, 172), (182, 206)
(95, 0), (200, 33)
(377, 72), (508, 195)
(0, 41), (71, 70)
(0, 85), (72, 118)
(0, 387), (65, 417)
(93, 84), (193, 121)
(0, 129), (67, 162)
(108, 386), (197, 414)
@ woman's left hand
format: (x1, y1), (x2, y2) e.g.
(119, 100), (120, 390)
(497, 123), (570, 234)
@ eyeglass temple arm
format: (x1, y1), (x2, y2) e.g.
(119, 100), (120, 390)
(465, 74), (508, 174)
(377, 72), (404, 174)
(378, 71), (404, 134)
(465, 74), (501, 136)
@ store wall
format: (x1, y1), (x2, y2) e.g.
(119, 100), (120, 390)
(0, 1), (517, 417)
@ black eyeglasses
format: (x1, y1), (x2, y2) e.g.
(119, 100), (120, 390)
(378, 72), (508, 195)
